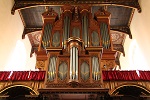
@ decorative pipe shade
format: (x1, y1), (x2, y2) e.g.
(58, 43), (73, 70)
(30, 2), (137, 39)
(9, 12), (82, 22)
(80, 61), (90, 80)
(58, 62), (68, 80)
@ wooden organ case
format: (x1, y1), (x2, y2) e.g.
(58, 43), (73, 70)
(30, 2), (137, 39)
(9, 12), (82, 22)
(36, 5), (117, 98)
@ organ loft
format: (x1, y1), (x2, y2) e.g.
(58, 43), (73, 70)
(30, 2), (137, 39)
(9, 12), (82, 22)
(36, 5), (117, 98)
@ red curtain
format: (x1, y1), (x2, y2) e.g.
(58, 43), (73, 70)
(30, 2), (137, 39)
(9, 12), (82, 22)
(0, 71), (11, 81)
(1, 71), (150, 81)
(8, 71), (46, 81)
(29, 71), (46, 81)
(139, 71), (150, 80)
(102, 71), (139, 81)
(9, 71), (29, 81)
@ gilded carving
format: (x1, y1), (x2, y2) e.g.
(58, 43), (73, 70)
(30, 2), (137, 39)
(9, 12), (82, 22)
(36, 61), (45, 69)
(101, 60), (116, 70)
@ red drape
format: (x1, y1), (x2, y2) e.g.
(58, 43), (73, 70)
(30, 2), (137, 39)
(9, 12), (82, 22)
(29, 71), (45, 81)
(139, 71), (150, 80)
(9, 71), (29, 81)
(0, 71), (11, 81)
(102, 71), (139, 81)
(1, 71), (150, 81)
(8, 71), (46, 81)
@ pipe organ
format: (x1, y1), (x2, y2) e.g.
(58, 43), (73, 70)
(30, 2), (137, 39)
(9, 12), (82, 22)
(36, 5), (117, 88)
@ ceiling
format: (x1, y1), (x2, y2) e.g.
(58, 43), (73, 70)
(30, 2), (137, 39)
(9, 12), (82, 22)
(12, 0), (141, 65)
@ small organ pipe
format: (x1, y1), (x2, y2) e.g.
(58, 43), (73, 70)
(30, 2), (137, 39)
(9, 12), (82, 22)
(45, 24), (48, 46)
(92, 57), (95, 80)
(92, 57), (100, 80)
(52, 57), (55, 79)
(49, 58), (52, 80)
(76, 48), (78, 80)
(42, 23), (52, 48)
(70, 47), (73, 80)
(103, 23), (107, 49)
(100, 23), (111, 49)
(73, 47), (75, 80)
(67, 16), (70, 38)
(47, 24), (52, 47)
(100, 23), (104, 48)
(105, 24), (108, 49)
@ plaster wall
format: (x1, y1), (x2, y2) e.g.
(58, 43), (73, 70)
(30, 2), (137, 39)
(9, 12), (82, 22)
(0, 0), (36, 71)
(120, 0), (150, 70)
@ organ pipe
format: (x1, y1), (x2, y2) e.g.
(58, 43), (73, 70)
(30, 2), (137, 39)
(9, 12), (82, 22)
(72, 47), (75, 80)
(76, 47), (78, 80)
(82, 15), (88, 47)
(63, 16), (70, 48)
(70, 47), (73, 80)
(70, 46), (78, 81)
(92, 57), (100, 80)
(48, 57), (57, 81)
(42, 23), (52, 48)
(100, 23), (111, 49)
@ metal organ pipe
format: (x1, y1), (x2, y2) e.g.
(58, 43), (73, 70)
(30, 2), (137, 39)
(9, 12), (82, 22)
(100, 23), (111, 49)
(92, 57), (100, 81)
(48, 57), (57, 81)
(63, 16), (70, 48)
(73, 47), (75, 80)
(42, 23), (52, 48)
(76, 47), (78, 80)
(70, 46), (78, 81)
(70, 47), (73, 80)
(67, 16), (70, 38)
(82, 15), (88, 47)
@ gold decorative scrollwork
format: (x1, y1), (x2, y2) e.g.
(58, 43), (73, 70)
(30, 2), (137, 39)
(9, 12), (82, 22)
(36, 61), (45, 69)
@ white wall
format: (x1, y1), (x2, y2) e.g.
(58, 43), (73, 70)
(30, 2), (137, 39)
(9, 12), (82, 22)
(0, 0), (36, 71)
(120, 0), (150, 70)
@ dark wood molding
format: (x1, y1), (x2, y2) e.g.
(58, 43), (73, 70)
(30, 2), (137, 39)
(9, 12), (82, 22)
(30, 46), (38, 57)
(38, 88), (109, 93)
(11, 0), (141, 15)
(115, 52), (121, 69)
(22, 27), (42, 39)
(18, 10), (26, 27)
(113, 44), (125, 56)
(110, 26), (132, 39)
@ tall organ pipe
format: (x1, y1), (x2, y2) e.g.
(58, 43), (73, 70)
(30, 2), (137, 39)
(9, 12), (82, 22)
(70, 46), (78, 81)
(67, 16), (70, 38)
(82, 15), (88, 47)
(63, 16), (70, 48)
(73, 47), (75, 80)
(70, 47), (73, 80)
(103, 23), (107, 48)
(76, 47), (78, 80)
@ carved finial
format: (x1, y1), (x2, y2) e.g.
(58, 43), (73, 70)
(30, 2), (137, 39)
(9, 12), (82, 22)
(73, 6), (79, 21)
(43, 7), (56, 16)
(45, 6), (49, 12)
(104, 5), (108, 11)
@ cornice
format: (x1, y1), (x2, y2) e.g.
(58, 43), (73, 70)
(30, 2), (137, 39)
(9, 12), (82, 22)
(11, 0), (141, 15)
